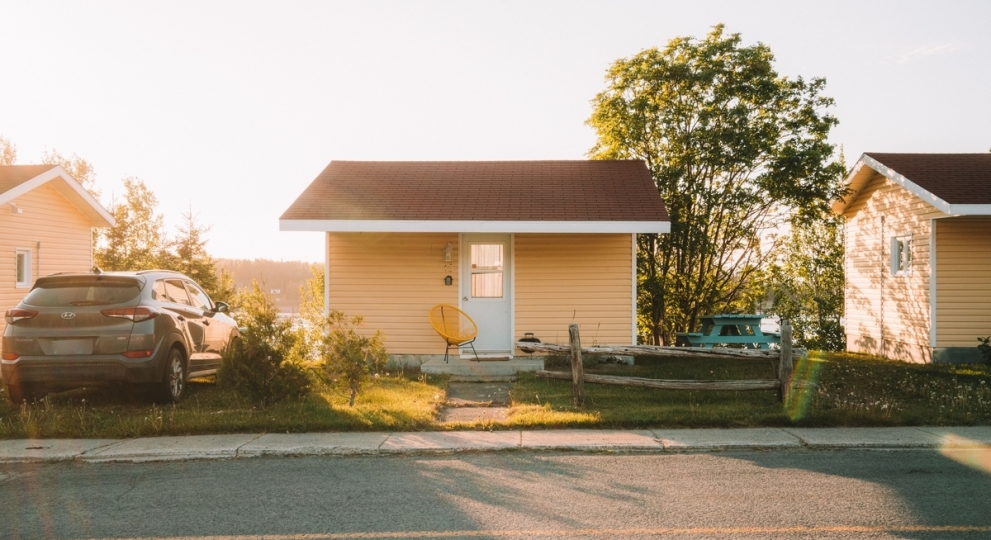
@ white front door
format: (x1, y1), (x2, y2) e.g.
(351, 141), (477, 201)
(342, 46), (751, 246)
(461, 234), (512, 354)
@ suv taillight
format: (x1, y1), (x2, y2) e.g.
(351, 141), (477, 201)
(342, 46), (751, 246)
(5, 309), (38, 324)
(101, 306), (160, 323)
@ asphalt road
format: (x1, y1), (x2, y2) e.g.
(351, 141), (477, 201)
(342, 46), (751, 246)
(2, 449), (990, 539)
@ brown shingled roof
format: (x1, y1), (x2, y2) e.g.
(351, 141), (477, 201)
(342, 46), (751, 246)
(280, 160), (669, 222)
(866, 153), (991, 205)
(0, 164), (57, 195)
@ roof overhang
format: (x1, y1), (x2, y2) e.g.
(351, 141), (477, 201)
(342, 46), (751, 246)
(280, 219), (670, 234)
(0, 165), (115, 227)
(831, 154), (991, 217)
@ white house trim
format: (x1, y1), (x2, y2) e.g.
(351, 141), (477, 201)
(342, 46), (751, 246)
(0, 165), (115, 227)
(281, 219), (670, 234)
(929, 218), (937, 348)
(833, 155), (991, 217)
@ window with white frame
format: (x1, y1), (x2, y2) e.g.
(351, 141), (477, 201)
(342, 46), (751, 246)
(890, 236), (912, 275)
(15, 248), (32, 288)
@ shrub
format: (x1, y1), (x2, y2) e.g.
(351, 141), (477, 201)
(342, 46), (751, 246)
(978, 337), (991, 365)
(319, 310), (388, 407)
(217, 282), (311, 408)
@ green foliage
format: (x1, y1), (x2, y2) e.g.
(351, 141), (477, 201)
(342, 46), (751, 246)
(0, 134), (16, 165)
(161, 205), (229, 300)
(978, 337), (991, 365)
(95, 177), (168, 271)
(319, 310), (388, 407)
(297, 263), (325, 358)
(93, 179), (233, 301)
(587, 25), (845, 344)
(765, 210), (846, 351)
(41, 147), (100, 199)
(217, 282), (311, 408)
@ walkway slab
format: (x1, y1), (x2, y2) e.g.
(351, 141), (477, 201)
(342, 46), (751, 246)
(439, 407), (510, 423)
(83, 434), (260, 462)
(784, 427), (944, 448)
(0, 439), (120, 462)
(239, 433), (389, 457)
(380, 431), (521, 453)
(652, 428), (801, 450)
(521, 429), (661, 451)
(915, 426), (991, 447)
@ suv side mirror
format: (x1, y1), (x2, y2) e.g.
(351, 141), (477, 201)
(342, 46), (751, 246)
(214, 301), (230, 313)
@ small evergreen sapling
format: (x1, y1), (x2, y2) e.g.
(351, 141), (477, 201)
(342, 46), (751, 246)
(320, 311), (388, 407)
(217, 282), (311, 407)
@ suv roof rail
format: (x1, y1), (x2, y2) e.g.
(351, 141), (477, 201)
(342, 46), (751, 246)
(135, 269), (186, 276)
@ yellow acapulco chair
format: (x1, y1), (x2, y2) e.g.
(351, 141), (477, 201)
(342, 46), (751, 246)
(429, 304), (480, 363)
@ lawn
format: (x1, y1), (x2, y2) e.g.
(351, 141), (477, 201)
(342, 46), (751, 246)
(1, 352), (989, 439)
(510, 352), (991, 428)
(0, 372), (447, 439)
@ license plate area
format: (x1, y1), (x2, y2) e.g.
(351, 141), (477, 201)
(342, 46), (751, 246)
(41, 338), (95, 356)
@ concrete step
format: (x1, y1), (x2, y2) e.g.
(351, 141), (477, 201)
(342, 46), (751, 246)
(421, 357), (544, 379)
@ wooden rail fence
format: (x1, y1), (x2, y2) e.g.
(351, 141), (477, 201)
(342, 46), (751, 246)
(517, 322), (805, 406)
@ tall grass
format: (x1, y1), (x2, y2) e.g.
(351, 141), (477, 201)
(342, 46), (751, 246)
(2, 353), (989, 438)
(0, 373), (446, 439)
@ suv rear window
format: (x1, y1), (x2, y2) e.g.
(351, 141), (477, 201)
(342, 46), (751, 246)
(22, 277), (142, 307)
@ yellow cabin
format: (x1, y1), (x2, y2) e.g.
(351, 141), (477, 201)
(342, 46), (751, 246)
(833, 153), (991, 364)
(280, 160), (670, 370)
(0, 165), (115, 337)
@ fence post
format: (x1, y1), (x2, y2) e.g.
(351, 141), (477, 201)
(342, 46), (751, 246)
(778, 321), (793, 402)
(568, 323), (585, 408)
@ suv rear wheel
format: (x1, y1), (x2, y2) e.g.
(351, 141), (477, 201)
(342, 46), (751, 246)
(5, 382), (45, 404)
(158, 348), (187, 403)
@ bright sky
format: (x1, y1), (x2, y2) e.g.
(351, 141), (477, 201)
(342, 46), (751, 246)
(2, 1), (988, 263)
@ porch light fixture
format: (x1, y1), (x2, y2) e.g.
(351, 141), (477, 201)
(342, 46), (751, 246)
(443, 242), (453, 262)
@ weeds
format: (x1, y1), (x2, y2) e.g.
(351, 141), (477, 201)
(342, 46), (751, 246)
(2, 352), (989, 438)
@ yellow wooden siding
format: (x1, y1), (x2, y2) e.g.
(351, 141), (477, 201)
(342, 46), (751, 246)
(0, 183), (95, 337)
(328, 232), (459, 355)
(934, 218), (991, 346)
(515, 234), (632, 347)
(842, 172), (944, 363)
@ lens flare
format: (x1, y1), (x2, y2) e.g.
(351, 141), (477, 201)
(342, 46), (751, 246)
(785, 352), (823, 421)
(940, 434), (991, 475)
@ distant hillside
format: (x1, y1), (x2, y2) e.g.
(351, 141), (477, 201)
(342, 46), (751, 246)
(215, 258), (317, 313)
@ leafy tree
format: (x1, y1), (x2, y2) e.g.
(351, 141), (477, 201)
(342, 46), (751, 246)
(218, 282), (311, 408)
(297, 263), (326, 356)
(41, 148), (100, 199)
(0, 135), (16, 165)
(95, 177), (168, 271)
(766, 211), (845, 350)
(587, 25), (845, 344)
(319, 310), (387, 407)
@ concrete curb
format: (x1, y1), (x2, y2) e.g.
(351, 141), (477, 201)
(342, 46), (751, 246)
(1, 426), (989, 463)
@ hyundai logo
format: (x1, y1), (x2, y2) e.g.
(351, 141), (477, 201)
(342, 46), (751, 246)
(61, 312), (76, 320)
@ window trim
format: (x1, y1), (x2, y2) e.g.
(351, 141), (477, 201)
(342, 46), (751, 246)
(15, 248), (32, 289)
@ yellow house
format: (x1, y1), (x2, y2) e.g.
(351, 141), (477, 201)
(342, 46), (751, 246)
(0, 165), (115, 336)
(280, 161), (670, 369)
(833, 153), (991, 363)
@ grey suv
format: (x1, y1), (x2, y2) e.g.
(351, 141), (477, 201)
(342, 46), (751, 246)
(1, 270), (239, 404)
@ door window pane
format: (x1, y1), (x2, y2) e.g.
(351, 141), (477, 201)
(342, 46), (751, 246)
(184, 281), (213, 310)
(471, 273), (503, 298)
(470, 243), (503, 298)
(164, 280), (191, 305)
(471, 244), (502, 271)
